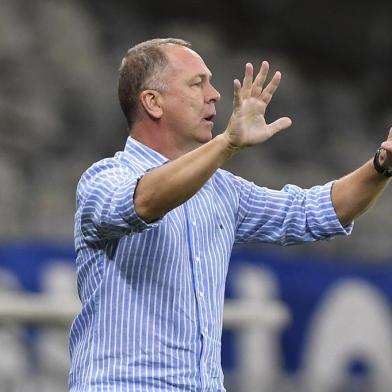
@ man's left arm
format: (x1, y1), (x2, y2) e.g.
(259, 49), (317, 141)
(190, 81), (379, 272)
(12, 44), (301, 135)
(332, 129), (392, 227)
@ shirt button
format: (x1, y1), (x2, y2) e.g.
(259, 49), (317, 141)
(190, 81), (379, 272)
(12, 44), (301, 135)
(203, 327), (208, 335)
(199, 291), (204, 299)
(195, 256), (200, 263)
(192, 220), (196, 226)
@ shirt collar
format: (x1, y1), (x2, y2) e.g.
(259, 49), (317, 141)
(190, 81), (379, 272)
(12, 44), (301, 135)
(120, 136), (169, 168)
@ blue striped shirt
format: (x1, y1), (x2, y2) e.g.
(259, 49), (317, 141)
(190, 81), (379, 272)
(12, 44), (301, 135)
(69, 136), (352, 391)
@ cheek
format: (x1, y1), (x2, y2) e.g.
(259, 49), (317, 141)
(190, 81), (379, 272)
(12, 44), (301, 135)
(169, 90), (203, 117)
(186, 94), (204, 113)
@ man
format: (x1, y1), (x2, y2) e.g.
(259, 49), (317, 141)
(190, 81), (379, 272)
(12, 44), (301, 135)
(69, 38), (392, 391)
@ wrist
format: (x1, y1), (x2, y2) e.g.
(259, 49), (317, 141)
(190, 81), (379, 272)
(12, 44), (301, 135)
(216, 133), (242, 158)
(219, 132), (244, 154)
(373, 148), (392, 177)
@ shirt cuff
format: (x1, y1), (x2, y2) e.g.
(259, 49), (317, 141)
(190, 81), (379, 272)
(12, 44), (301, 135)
(322, 180), (354, 236)
(110, 172), (162, 233)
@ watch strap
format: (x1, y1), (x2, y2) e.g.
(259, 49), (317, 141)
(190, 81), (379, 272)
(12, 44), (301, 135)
(373, 148), (392, 177)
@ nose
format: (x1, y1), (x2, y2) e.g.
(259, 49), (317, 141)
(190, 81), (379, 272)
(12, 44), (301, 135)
(207, 83), (221, 103)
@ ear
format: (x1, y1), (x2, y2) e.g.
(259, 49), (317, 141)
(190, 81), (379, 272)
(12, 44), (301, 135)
(139, 90), (163, 119)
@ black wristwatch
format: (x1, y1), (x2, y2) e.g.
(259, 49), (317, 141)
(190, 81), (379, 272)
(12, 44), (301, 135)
(373, 148), (392, 177)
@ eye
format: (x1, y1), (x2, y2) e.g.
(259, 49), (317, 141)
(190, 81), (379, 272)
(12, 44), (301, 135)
(192, 79), (203, 87)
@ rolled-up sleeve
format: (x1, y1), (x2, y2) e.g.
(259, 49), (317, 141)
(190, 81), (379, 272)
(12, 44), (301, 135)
(234, 177), (353, 245)
(77, 164), (162, 242)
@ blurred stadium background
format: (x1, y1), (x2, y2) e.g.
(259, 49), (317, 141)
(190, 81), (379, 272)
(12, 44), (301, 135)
(1, 0), (392, 391)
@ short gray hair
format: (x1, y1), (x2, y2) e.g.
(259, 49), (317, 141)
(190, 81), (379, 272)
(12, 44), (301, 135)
(118, 38), (191, 130)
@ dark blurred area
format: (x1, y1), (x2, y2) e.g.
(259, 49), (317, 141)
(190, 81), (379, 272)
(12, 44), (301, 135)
(1, 0), (392, 259)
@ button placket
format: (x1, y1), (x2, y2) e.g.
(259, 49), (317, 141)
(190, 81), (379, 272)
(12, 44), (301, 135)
(188, 205), (209, 371)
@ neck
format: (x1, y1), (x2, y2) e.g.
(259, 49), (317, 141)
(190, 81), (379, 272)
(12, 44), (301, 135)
(130, 124), (201, 160)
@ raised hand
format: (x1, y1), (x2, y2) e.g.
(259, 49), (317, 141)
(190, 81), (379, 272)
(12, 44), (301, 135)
(224, 61), (292, 149)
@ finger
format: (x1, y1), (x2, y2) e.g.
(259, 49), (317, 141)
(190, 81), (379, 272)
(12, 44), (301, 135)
(252, 61), (269, 97)
(260, 71), (282, 106)
(242, 63), (253, 99)
(267, 116), (292, 135)
(380, 127), (392, 151)
(381, 141), (392, 152)
(232, 79), (242, 111)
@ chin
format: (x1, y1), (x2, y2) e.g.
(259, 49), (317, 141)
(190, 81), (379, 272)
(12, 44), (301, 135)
(198, 132), (213, 144)
(188, 125), (213, 147)
(201, 124), (214, 140)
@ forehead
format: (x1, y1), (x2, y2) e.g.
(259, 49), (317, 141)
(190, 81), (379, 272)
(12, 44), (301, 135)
(163, 45), (212, 78)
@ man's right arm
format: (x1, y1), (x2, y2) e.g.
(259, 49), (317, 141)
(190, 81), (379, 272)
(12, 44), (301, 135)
(135, 62), (292, 222)
(134, 134), (235, 222)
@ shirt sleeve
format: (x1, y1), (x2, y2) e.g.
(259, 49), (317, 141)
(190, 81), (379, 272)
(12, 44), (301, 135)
(77, 163), (162, 242)
(233, 176), (353, 245)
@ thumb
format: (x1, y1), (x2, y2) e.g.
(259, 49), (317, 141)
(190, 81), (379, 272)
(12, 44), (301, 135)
(268, 117), (292, 135)
(380, 127), (392, 151)
(388, 127), (392, 141)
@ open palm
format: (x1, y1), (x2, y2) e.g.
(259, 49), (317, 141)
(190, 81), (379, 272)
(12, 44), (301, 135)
(225, 61), (292, 149)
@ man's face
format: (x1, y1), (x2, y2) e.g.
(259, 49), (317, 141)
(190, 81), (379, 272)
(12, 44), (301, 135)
(159, 45), (221, 151)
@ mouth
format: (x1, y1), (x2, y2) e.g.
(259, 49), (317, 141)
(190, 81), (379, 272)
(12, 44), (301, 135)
(203, 114), (215, 124)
